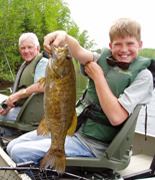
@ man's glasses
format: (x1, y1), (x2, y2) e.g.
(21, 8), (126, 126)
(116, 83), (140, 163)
(106, 56), (131, 70)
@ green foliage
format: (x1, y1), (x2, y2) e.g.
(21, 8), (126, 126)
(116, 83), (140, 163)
(78, 30), (96, 49)
(139, 48), (155, 59)
(0, 0), (95, 81)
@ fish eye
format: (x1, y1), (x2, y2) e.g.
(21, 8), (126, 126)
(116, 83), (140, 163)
(66, 55), (71, 60)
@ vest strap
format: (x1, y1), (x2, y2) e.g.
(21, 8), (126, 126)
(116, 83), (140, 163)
(76, 102), (121, 131)
(12, 62), (27, 93)
(84, 96), (103, 112)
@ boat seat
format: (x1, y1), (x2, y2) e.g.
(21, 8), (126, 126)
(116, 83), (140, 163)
(66, 104), (142, 171)
(0, 93), (44, 132)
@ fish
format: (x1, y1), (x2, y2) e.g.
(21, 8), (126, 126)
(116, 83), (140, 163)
(37, 44), (77, 174)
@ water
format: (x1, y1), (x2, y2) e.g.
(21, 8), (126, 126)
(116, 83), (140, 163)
(76, 71), (88, 101)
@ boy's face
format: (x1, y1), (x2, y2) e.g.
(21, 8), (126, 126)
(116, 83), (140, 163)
(109, 36), (143, 63)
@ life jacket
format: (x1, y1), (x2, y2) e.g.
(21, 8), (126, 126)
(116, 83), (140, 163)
(76, 48), (151, 143)
(13, 53), (43, 106)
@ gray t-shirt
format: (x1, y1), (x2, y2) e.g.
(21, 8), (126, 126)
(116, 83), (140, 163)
(75, 67), (153, 157)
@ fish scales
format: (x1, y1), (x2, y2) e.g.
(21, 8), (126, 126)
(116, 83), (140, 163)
(37, 44), (77, 174)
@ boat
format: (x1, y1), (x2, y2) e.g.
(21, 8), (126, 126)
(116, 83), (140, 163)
(120, 132), (155, 179)
(0, 145), (31, 180)
(0, 90), (155, 179)
(0, 131), (154, 180)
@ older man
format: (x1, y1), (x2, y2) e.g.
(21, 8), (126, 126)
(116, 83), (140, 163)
(0, 32), (48, 136)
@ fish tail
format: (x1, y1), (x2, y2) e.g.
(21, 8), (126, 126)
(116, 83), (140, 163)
(40, 149), (66, 174)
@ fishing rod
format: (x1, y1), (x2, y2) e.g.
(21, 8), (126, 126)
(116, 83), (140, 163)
(0, 88), (12, 94)
(0, 166), (89, 180)
(3, 53), (15, 82)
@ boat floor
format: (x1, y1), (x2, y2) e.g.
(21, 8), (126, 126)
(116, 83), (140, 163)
(119, 153), (153, 176)
(0, 146), (154, 180)
(0, 146), (31, 180)
(0, 131), (154, 179)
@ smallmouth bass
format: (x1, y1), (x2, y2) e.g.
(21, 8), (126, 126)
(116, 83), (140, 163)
(37, 44), (77, 174)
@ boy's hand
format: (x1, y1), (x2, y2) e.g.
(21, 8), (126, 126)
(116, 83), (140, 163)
(44, 31), (67, 55)
(85, 60), (104, 81)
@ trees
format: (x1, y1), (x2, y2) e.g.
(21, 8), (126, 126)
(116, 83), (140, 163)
(0, 0), (94, 81)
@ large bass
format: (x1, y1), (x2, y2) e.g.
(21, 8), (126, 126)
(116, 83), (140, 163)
(37, 44), (77, 174)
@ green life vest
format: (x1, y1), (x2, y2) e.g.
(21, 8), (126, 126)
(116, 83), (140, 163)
(77, 48), (151, 143)
(14, 53), (43, 106)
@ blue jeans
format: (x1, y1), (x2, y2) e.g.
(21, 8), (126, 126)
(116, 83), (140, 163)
(7, 130), (95, 164)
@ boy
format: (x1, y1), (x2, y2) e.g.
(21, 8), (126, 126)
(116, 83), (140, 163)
(7, 18), (153, 164)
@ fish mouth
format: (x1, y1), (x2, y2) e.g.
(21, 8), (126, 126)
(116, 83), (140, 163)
(51, 44), (58, 61)
(50, 44), (71, 78)
(51, 44), (71, 62)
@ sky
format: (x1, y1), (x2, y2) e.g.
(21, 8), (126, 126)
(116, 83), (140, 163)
(65, 0), (155, 49)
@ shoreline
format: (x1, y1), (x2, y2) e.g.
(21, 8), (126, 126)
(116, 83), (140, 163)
(0, 78), (13, 88)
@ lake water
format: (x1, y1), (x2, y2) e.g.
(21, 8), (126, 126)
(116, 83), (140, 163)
(76, 71), (88, 100)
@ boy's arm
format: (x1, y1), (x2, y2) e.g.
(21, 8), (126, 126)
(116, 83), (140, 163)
(85, 61), (129, 126)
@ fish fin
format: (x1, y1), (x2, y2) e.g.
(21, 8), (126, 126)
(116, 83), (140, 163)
(50, 79), (55, 88)
(37, 117), (50, 136)
(38, 77), (46, 87)
(67, 110), (77, 136)
(40, 148), (66, 174)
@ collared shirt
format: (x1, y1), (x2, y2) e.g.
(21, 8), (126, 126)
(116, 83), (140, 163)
(34, 57), (48, 83)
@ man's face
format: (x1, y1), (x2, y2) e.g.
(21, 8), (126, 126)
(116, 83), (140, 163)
(19, 37), (40, 63)
(109, 36), (143, 63)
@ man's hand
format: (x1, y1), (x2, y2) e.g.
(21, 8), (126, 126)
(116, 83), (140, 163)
(6, 93), (18, 107)
(0, 106), (11, 115)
